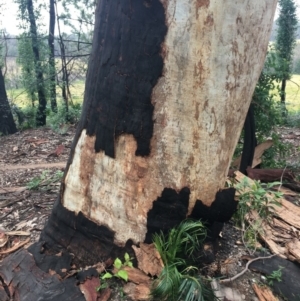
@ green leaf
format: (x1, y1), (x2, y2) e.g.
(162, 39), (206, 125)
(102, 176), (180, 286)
(101, 272), (113, 279)
(96, 282), (108, 291)
(117, 270), (128, 281)
(114, 258), (122, 269)
(127, 262), (133, 268)
(124, 252), (130, 262)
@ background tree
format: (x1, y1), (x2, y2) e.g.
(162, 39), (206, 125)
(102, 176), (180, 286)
(275, 0), (298, 113)
(26, 0), (47, 126)
(17, 33), (38, 106)
(0, 5), (17, 135)
(0, 67), (17, 135)
(48, 0), (57, 112)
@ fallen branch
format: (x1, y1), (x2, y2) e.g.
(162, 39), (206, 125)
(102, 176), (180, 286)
(219, 254), (276, 283)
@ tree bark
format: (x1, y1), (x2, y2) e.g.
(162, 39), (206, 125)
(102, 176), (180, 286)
(38, 0), (278, 264)
(0, 68), (17, 135)
(280, 78), (287, 118)
(48, 0), (57, 112)
(26, 0), (47, 126)
(280, 78), (286, 103)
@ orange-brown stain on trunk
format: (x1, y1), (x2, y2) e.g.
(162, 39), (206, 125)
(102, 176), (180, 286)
(204, 14), (214, 27)
(196, 0), (210, 19)
(196, 0), (210, 8)
(79, 136), (96, 216)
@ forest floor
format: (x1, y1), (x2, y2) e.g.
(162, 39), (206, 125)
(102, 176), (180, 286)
(1, 125), (300, 301)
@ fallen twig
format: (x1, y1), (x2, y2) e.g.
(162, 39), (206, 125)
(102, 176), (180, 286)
(0, 238), (30, 255)
(219, 254), (276, 283)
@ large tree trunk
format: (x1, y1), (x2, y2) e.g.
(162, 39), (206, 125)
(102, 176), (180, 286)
(36, 0), (278, 265)
(0, 68), (17, 135)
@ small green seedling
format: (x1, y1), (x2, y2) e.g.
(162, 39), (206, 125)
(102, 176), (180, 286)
(101, 253), (133, 282)
(233, 178), (283, 253)
(27, 170), (63, 190)
(266, 266), (284, 286)
(27, 170), (50, 190)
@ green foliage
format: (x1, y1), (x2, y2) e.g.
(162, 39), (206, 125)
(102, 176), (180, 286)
(47, 102), (82, 133)
(234, 49), (290, 168)
(151, 220), (217, 301)
(252, 50), (283, 139)
(27, 170), (63, 190)
(153, 220), (206, 265)
(100, 253), (133, 284)
(11, 103), (36, 129)
(293, 58), (300, 74)
(235, 178), (282, 223)
(17, 33), (38, 104)
(266, 267), (284, 286)
(261, 133), (290, 168)
(275, 0), (298, 80)
(233, 178), (282, 250)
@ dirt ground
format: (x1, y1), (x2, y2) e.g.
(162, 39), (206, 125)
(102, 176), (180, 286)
(0, 125), (300, 301)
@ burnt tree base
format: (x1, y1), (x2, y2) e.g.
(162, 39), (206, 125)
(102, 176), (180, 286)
(35, 199), (133, 267)
(0, 188), (237, 300)
(0, 249), (85, 301)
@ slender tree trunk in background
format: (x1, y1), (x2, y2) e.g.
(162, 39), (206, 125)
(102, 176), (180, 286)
(48, 0), (57, 112)
(55, 0), (71, 119)
(35, 0), (278, 265)
(26, 0), (47, 126)
(280, 79), (286, 103)
(280, 78), (287, 118)
(0, 68), (17, 135)
(60, 43), (69, 114)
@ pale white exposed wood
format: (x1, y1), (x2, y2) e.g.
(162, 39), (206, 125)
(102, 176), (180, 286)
(63, 0), (278, 245)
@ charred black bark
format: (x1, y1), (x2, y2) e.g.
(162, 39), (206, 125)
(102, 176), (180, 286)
(145, 187), (190, 243)
(35, 198), (134, 266)
(239, 104), (256, 175)
(249, 255), (300, 301)
(27, 0), (47, 126)
(0, 68), (17, 135)
(0, 249), (85, 301)
(81, 0), (167, 157)
(280, 78), (286, 103)
(48, 0), (57, 112)
(190, 188), (237, 239)
(280, 78), (287, 118)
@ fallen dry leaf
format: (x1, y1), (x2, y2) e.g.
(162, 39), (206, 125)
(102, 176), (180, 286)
(79, 276), (100, 301)
(98, 288), (111, 301)
(120, 266), (151, 285)
(48, 145), (65, 157)
(123, 282), (151, 301)
(132, 243), (164, 277)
